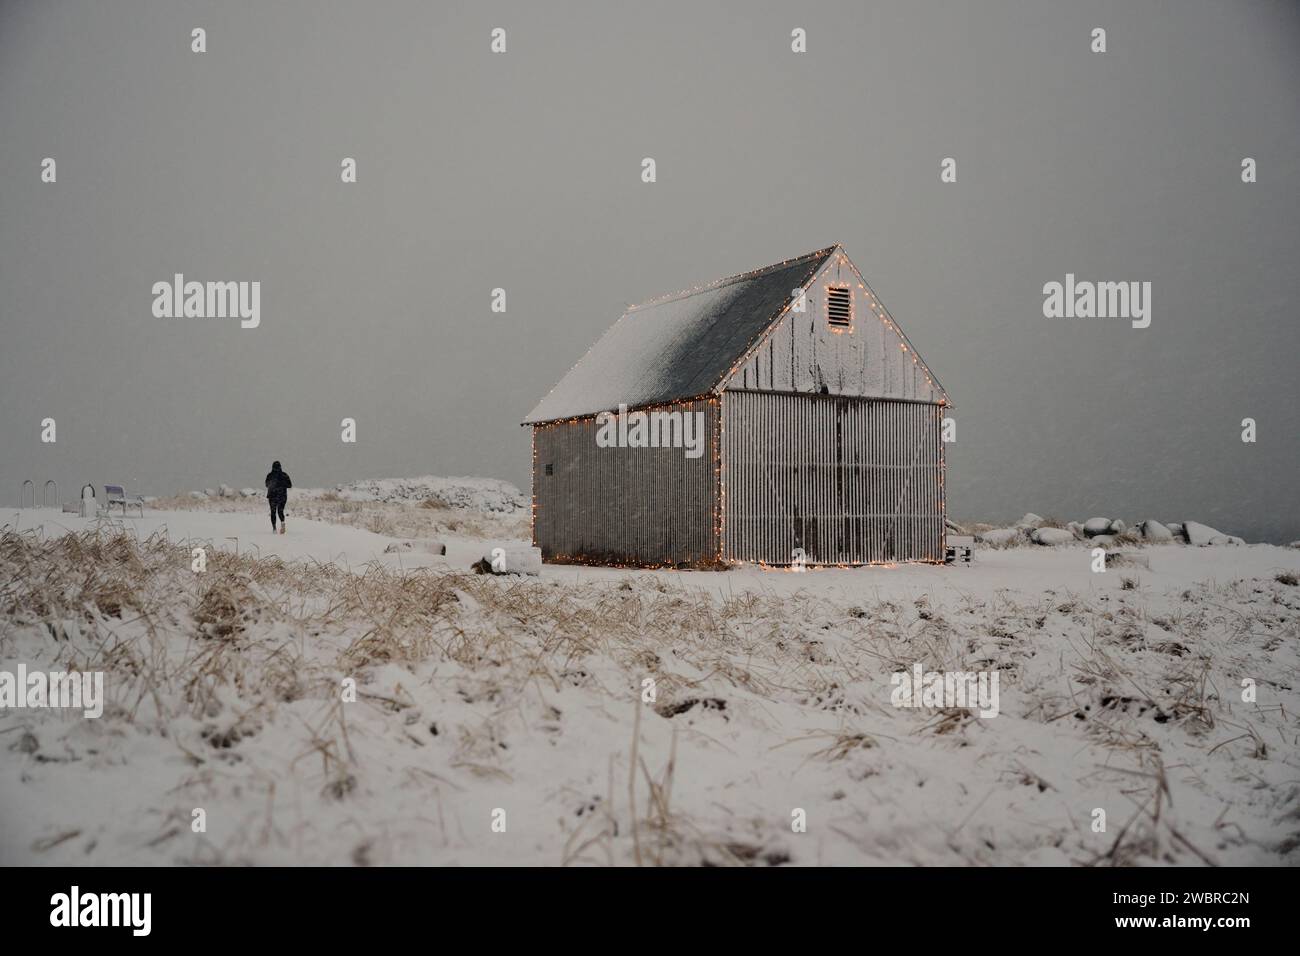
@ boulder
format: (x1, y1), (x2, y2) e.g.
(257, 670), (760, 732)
(385, 539), (447, 555)
(1015, 513), (1045, 530)
(472, 546), (542, 576)
(1089, 535), (1116, 549)
(189, 491), (208, 500)
(1108, 519), (1127, 535)
(1031, 527), (1075, 546)
(1184, 521), (1234, 546)
(1066, 521), (1084, 536)
(203, 488), (217, 498)
(240, 488), (260, 498)
(1208, 534), (1244, 546)
(976, 528), (1022, 546)
(1083, 517), (1112, 536)
(1139, 520), (1174, 542)
(1166, 522), (1184, 539)
(218, 484), (235, 498)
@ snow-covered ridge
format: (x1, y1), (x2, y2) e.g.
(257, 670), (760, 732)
(195, 476), (528, 514)
(319, 475), (527, 513)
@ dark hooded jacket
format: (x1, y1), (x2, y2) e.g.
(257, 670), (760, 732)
(265, 462), (292, 502)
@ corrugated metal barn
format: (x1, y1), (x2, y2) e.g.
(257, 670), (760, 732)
(522, 245), (951, 567)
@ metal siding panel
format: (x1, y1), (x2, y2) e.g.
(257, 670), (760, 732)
(532, 399), (719, 565)
(721, 392), (943, 565)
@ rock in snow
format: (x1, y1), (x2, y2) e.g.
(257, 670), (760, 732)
(240, 488), (259, 498)
(1015, 513), (1045, 529)
(1139, 520), (1174, 542)
(1083, 517), (1112, 536)
(384, 539), (447, 555)
(1108, 519), (1127, 535)
(1088, 535), (1116, 549)
(472, 546), (542, 576)
(976, 528), (1022, 546)
(218, 484), (235, 498)
(1184, 521), (1241, 546)
(1031, 527), (1075, 546)
(1166, 522), (1185, 538)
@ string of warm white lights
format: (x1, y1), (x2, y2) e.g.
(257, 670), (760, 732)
(627, 245), (839, 313)
(838, 251), (949, 404)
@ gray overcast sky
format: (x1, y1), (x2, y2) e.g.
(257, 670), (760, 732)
(2, 0), (1297, 541)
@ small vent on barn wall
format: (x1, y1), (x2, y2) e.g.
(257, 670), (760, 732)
(544, 463), (554, 476)
(827, 286), (852, 329)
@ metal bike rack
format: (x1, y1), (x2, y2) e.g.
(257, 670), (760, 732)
(43, 480), (57, 508)
(20, 479), (34, 508)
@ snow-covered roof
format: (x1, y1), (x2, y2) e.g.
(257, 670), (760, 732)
(523, 246), (839, 424)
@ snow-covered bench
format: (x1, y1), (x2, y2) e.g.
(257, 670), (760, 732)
(945, 535), (973, 565)
(104, 484), (145, 517)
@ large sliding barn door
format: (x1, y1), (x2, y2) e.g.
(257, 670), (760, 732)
(721, 391), (944, 565)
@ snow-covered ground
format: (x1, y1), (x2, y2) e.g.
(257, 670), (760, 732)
(186, 475), (528, 514)
(4, 504), (510, 573)
(2, 485), (1298, 866)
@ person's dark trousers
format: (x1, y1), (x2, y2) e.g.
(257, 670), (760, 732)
(270, 498), (285, 528)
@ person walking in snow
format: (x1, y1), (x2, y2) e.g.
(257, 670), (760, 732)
(265, 460), (293, 533)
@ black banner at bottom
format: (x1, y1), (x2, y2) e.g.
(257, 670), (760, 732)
(8, 865), (1279, 942)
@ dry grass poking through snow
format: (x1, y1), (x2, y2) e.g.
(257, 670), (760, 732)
(2, 527), (1298, 866)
